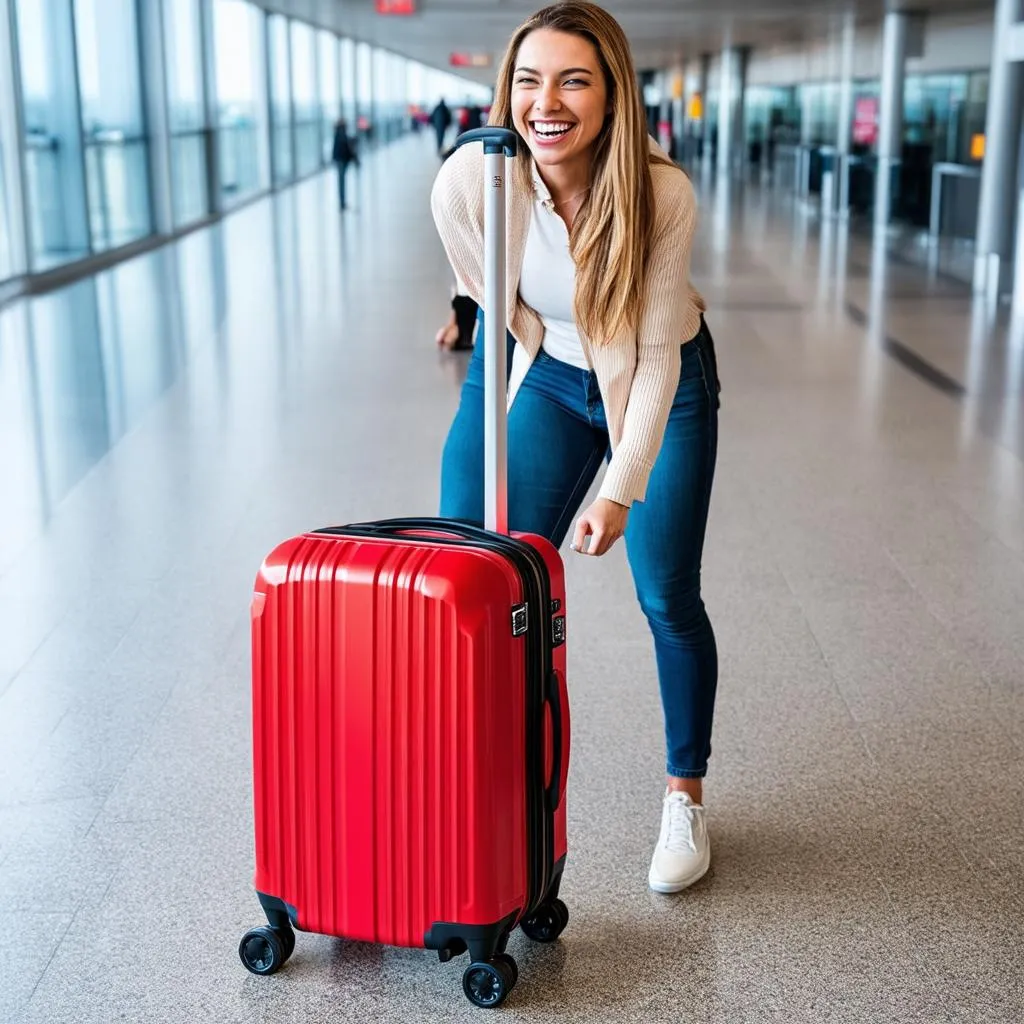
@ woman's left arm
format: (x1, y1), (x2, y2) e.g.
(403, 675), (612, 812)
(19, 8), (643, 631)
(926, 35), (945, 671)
(597, 168), (699, 509)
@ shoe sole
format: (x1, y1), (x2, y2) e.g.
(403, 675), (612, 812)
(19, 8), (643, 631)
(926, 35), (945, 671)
(648, 848), (711, 894)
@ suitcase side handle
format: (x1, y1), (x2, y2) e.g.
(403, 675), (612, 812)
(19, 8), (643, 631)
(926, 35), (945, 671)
(545, 670), (564, 813)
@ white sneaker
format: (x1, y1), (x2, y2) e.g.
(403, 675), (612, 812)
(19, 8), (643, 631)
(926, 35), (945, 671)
(648, 790), (711, 893)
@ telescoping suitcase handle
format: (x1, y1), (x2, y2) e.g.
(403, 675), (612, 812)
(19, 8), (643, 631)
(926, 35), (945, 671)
(452, 128), (518, 536)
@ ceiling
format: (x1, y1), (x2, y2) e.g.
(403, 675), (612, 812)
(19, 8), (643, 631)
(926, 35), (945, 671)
(329, 0), (994, 81)
(257, 0), (995, 82)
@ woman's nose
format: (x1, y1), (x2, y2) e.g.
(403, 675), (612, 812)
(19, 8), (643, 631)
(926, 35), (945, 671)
(534, 81), (562, 113)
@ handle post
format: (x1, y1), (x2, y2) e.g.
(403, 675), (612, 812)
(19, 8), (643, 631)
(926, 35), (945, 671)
(453, 128), (518, 535)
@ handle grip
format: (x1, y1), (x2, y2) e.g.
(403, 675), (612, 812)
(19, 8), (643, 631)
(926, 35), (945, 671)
(545, 670), (564, 812)
(322, 517), (495, 542)
(454, 127), (518, 157)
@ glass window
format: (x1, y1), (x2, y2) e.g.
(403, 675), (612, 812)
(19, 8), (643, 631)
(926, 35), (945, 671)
(744, 85), (799, 146)
(213, 0), (270, 205)
(903, 73), (969, 164)
(14, 0), (91, 269)
(74, 0), (152, 251)
(356, 42), (373, 141)
(340, 38), (357, 129)
(798, 82), (840, 146)
(268, 14), (292, 184)
(163, 0), (209, 226)
(0, 20), (21, 280)
(389, 54), (407, 142)
(319, 30), (339, 166)
(291, 21), (318, 177)
(961, 72), (988, 165)
(373, 50), (389, 142)
(407, 62), (425, 126)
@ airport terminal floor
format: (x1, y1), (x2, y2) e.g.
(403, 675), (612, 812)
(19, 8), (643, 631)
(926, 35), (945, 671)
(1, 132), (1022, 1022)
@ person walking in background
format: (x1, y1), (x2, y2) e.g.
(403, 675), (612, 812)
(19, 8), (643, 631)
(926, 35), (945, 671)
(430, 99), (452, 155)
(463, 103), (485, 136)
(331, 117), (358, 210)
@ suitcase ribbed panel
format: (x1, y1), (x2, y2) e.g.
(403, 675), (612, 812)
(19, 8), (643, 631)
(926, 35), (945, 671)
(252, 533), (530, 947)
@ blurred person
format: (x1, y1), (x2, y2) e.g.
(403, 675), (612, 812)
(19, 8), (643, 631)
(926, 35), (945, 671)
(331, 117), (359, 210)
(466, 104), (484, 132)
(430, 99), (453, 154)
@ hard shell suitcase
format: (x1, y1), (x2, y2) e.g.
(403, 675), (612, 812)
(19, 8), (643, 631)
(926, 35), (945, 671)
(239, 128), (571, 1010)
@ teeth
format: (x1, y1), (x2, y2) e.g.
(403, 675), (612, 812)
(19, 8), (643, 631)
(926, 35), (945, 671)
(533, 122), (572, 137)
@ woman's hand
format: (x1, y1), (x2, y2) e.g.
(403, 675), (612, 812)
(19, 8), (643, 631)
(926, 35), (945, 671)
(571, 498), (630, 556)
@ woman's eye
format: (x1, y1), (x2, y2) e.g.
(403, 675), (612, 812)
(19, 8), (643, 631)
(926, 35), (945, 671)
(563, 78), (588, 88)
(514, 77), (537, 87)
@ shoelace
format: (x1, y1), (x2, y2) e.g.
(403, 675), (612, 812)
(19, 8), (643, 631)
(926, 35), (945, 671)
(664, 796), (699, 853)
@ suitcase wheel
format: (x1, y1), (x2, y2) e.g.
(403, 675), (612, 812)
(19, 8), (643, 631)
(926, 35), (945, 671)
(238, 925), (295, 976)
(519, 898), (569, 944)
(462, 954), (518, 1009)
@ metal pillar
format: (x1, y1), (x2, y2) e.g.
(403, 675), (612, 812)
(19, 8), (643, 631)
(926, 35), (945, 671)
(140, 0), (173, 235)
(699, 52), (712, 174)
(199, 0), (223, 215)
(670, 68), (685, 160)
(716, 46), (734, 176)
(1013, 182), (1024, 318)
(0, 0), (29, 275)
(974, 0), (1024, 298)
(874, 10), (907, 229)
(836, 14), (856, 159)
(828, 14), (856, 220)
(658, 81), (673, 155)
(734, 47), (749, 176)
(716, 45), (746, 177)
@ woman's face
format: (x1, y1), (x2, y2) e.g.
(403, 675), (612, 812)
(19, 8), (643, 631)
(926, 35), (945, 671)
(510, 28), (609, 178)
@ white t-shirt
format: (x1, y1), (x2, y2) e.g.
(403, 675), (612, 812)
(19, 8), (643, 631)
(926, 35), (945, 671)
(517, 173), (590, 370)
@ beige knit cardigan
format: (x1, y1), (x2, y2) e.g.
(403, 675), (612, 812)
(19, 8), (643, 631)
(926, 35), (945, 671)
(430, 142), (705, 508)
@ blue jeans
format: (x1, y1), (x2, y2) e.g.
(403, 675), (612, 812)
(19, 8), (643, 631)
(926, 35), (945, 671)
(440, 318), (720, 778)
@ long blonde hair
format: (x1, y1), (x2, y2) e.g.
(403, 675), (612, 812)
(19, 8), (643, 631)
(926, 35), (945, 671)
(489, 2), (674, 344)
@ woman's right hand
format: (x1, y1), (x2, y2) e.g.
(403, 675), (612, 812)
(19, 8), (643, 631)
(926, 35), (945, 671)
(571, 498), (629, 556)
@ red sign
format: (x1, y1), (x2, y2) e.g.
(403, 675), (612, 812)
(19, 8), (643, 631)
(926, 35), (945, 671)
(852, 97), (878, 146)
(450, 53), (491, 68)
(376, 0), (415, 13)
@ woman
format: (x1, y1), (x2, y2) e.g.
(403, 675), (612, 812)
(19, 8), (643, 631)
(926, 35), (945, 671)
(431, 1), (720, 894)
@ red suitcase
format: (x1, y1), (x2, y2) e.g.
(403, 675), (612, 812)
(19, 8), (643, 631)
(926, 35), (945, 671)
(239, 129), (571, 1010)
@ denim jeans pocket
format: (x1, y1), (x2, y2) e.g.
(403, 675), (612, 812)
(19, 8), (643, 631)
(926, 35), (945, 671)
(690, 322), (722, 409)
(679, 338), (705, 383)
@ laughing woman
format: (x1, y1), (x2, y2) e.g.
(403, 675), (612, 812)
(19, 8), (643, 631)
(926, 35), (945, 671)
(431, 1), (722, 894)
